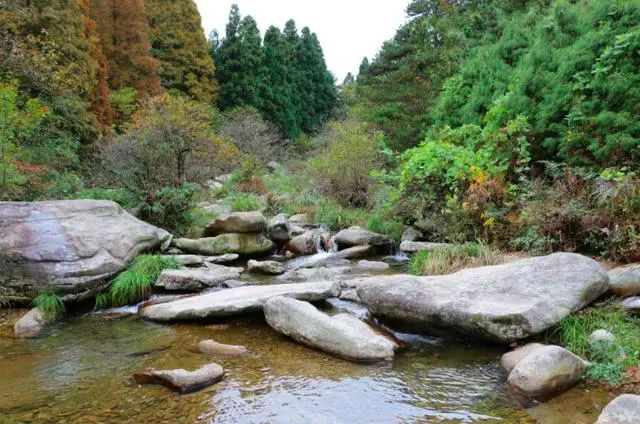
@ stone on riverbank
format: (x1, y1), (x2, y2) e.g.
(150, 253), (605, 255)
(204, 254), (240, 264)
(507, 345), (588, 401)
(14, 308), (47, 338)
(595, 394), (640, 424)
(204, 212), (267, 236)
(159, 255), (204, 267)
(173, 233), (273, 256)
(247, 259), (285, 275)
(154, 265), (243, 291)
(333, 245), (375, 259)
(283, 230), (328, 256)
(0, 200), (170, 302)
(139, 281), (340, 321)
(267, 214), (291, 243)
(399, 241), (454, 253)
(198, 339), (247, 356)
(134, 363), (225, 394)
(264, 296), (397, 362)
(500, 343), (546, 373)
(334, 226), (391, 250)
(356, 253), (608, 343)
(608, 263), (640, 298)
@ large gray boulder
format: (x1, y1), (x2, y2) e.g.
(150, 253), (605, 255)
(154, 265), (243, 291)
(500, 343), (546, 373)
(264, 296), (398, 362)
(608, 263), (640, 298)
(0, 200), (170, 302)
(596, 394), (640, 424)
(283, 230), (327, 256)
(139, 281), (340, 321)
(134, 363), (225, 394)
(507, 345), (589, 400)
(356, 253), (608, 343)
(173, 233), (273, 256)
(204, 211), (267, 236)
(267, 213), (291, 243)
(334, 226), (391, 250)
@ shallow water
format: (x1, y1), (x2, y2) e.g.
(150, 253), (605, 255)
(0, 307), (612, 424)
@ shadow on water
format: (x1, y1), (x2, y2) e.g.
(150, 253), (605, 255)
(0, 307), (612, 424)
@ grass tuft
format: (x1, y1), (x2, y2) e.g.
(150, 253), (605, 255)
(229, 192), (262, 212)
(32, 292), (65, 320)
(408, 242), (503, 276)
(96, 255), (182, 308)
(551, 301), (640, 384)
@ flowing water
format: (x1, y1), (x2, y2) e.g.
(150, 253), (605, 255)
(0, 256), (613, 424)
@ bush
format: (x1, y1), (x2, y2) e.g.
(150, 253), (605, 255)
(32, 292), (65, 320)
(97, 255), (182, 308)
(310, 121), (384, 207)
(229, 192), (263, 212)
(408, 243), (503, 276)
(71, 187), (139, 211)
(551, 302), (640, 384)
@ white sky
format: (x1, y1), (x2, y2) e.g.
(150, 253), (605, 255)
(193, 0), (409, 81)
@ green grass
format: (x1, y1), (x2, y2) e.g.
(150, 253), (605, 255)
(32, 292), (65, 320)
(408, 242), (503, 276)
(96, 255), (182, 308)
(551, 301), (640, 384)
(229, 192), (263, 212)
(366, 214), (405, 242)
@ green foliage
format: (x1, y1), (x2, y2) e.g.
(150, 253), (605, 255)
(408, 243), (503, 276)
(71, 187), (139, 211)
(98, 254), (182, 308)
(551, 302), (640, 384)
(366, 214), (404, 242)
(229, 192), (262, 212)
(32, 292), (65, 320)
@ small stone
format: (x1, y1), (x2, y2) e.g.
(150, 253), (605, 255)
(247, 259), (285, 275)
(14, 308), (47, 338)
(198, 339), (247, 356)
(134, 363), (225, 394)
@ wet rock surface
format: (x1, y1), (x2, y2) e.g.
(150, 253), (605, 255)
(198, 339), (247, 356)
(13, 308), (47, 338)
(134, 363), (225, 394)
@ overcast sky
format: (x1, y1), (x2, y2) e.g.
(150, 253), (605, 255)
(193, 0), (409, 81)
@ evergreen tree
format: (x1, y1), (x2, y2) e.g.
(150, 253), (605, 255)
(89, 0), (161, 94)
(358, 57), (369, 79)
(343, 73), (356, 85)
(215, 4), (243, 109)
(145, 0), (218, 103)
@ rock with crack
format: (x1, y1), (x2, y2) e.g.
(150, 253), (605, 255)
(264, 296), (397, 362)
(204, 212), (267, 236)
(506, 345), (589, 401)
(172, 233), (273, 256)
(595, 394), (640, 424)
(134, 363), (225, 394)
(247, 259), (285, 275)
(356, 253), (608, 343)
(153, 265), (243, 291)
(139, 281), (340, 321)
(0, 200), (170, 302)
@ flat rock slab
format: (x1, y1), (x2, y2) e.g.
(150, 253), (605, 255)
(264, 296), (397, 362)
(596, 394), (640, 424)
(134, 363), (224, 394)
(154, 265), (243, 291)
(173, 233), (273, 256)
(399, 241), (454, 253)
(139, 281), (340, 321)
(0, 200), (170, 301)
(205, 211), (267, 236)
(356, 253), (608, 343)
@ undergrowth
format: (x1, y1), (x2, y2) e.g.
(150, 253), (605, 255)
(96, 255), (181, 308)
(551, 301), (640, 384)
(408, 242), (503, 276)
(32, 292), (65, 320)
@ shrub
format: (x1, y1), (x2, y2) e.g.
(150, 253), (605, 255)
(551, 302), (640, 384)
(32, 292), (65, 320)
(229, 192), (263, 212)
(310, 121), (384, 207)
(408, 243), (503, 276)
(71, 187), (139, 211)
(97, 255), (182, 308)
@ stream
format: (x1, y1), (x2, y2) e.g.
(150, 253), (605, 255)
(0, 254), (613, 423)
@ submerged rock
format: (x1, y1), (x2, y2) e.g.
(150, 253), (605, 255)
(356, 253), (608, 343)
(507, 345), (588, 401)
(264, 296), (397, 362)
(139, 281), (340, 321)
(247, 259), (285, 275)
(173, 233), (273, 256)
(14, 307), (47, 338)
(595, 394), (640, 424)
(134, 363), (225, 394)
(608, 263), (640, 298)
(334, 226), (391, 250)
(204, 212), (267, 236)
(198, 339), (247, 356)
(0, 200), (170, 301)
(357, 260), (390, 271)
(154, 265), (243, 291)
(279, 266), (352, 283)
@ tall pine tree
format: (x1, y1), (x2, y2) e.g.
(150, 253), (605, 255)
(145, 0), (218, 103)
